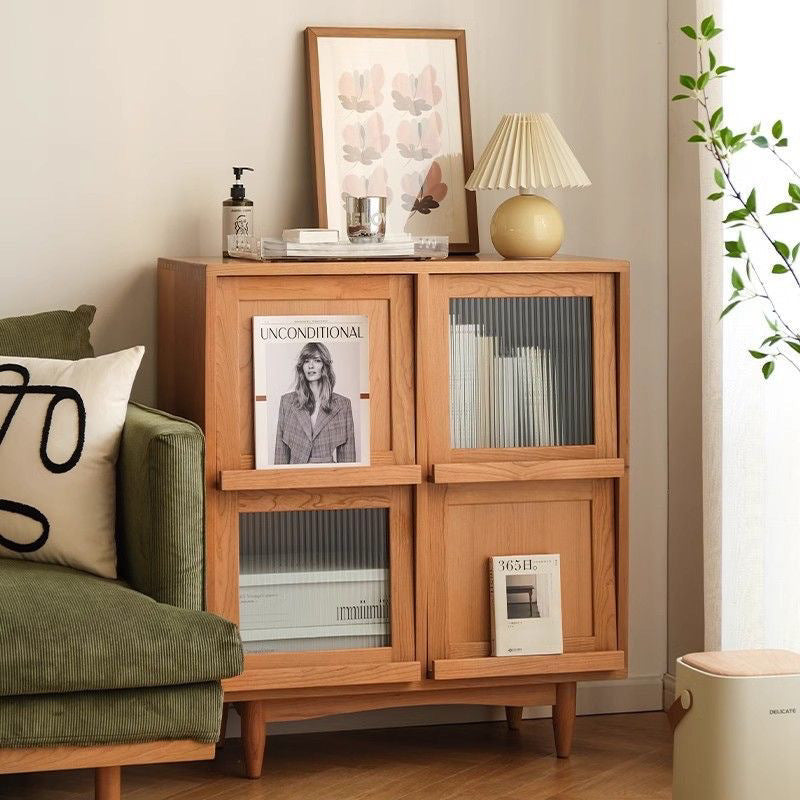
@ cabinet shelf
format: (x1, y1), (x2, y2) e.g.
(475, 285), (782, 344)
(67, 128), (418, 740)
(219, 464), (422, 491)
(432, 650), (625, 680)
(431, 458), (624, 484)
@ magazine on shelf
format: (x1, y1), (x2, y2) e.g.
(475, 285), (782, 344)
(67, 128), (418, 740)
(253, 315), (370, 469)
(489, 554), (563, 657)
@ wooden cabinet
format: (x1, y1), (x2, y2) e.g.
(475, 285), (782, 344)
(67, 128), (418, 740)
(158, 254), (629, 777)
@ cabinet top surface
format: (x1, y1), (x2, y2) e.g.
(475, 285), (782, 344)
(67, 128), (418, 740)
(159, 253), (629, 277)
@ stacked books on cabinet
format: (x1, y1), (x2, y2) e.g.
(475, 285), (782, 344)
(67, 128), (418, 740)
(238, 509), (391, 654)
(448, 296), (595, 449)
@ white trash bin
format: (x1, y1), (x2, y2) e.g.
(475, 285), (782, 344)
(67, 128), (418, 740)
(671, 650), (800, 800)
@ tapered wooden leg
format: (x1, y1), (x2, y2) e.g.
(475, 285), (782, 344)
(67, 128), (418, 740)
(552, 682), (577, 758)
(238, 701), (266, 779)
(217, 702), (230, 748)
(94, 765), (121, 800)
(505, 705), (524, 731)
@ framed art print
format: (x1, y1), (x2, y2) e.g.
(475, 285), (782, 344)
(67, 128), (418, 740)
(305, 27), (479, 253)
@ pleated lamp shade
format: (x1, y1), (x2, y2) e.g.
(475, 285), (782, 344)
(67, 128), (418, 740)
(466, 113), (590, 258)
(466, 113), (590, 190)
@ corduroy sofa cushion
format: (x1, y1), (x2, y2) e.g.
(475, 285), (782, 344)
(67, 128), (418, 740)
(0, 682), (222, 748)
(117, 403), (204, 610)
(0, 559), (242, 698)
(0, 305), (96, 359)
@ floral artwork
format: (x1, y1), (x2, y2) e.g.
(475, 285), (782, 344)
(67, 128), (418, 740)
(391, 66), (443, 116)
(338, 65), (384, 112)
(342, 114), (390, 165)
(310, 31), (477, 252)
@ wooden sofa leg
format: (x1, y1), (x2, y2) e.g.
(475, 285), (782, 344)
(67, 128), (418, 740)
(95, 765), (121, 800)
(505, 705), (523, 731)
(238, 701), (266, 779)
(217, 702), (230, 748)
(552, 682), (577, 758)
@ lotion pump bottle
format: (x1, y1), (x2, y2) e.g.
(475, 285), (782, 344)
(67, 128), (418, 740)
(222, 166), (254, 256)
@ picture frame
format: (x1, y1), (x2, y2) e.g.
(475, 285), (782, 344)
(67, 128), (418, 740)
(305, 27), (479, 254)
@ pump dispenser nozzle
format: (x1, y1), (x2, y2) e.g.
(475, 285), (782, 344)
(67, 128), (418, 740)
(232, 166), (253, 181)
(230, 166), (254, 201)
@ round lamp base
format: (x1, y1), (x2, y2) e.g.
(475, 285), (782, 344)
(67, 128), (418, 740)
(489, 194), (564, 259)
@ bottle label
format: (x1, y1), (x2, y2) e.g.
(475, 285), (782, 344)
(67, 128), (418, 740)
(223, 206), (253, 252)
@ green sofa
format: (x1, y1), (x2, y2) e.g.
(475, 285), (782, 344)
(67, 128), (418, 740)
(0, 307), (243, 798)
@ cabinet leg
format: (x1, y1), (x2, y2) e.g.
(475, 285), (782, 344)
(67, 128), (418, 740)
(217, 702), (230, 748)
(94, 766), (121, 800)
(505, 705), (524, 731)
(238, 701), (266, 779)
(552, 682), (577, 758)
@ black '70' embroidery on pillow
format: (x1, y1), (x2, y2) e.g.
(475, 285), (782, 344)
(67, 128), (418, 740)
(0, 363), (86, 553)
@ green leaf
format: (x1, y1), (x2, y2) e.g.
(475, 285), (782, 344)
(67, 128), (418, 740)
(751, 123), (762, 135)
(777, 137), (789, 147)
(762, 335), (781, 346)
(709, 27), (723, 39)
(793, 242), (800, 260)
(672, 94), (690, 101)
(709, 50), (717, 71)
(746, 189), (757, 212)
(787, 341), (800, 355)
(769, 203), (797, 214)
(775, 241), (790, 259)
(707, 191), (724, 201)
(720, 300), (740, 318)
(688, 134), (706, 143)
(710, 107), (723, 129)
(762, 361), (775, 379)
(716, 65), (735, 74)
(789, 185), (800, 203)
(731, 268), (744, 289)
(724, 240), (741, 255)
(720, 127), (733, 148)
(714, 168), (726, 188)
(753, 136), (769, 148)
(723, 209), (749, 224)
(700, 15), (715, 36)
(749, 350), (768, 359)
(681, 25), (697, 39)
(697, 71), (710, 89)
(692, 120), (705, 132)
(765, 315), (779, 332)
(772, 264), (789, 274)
(773, 120), (784, 139)
(680, 74), (697, 89)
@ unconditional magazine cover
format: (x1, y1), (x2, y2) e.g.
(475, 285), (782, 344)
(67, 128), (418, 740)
(490, 554), (563, 657)
(253, 315), (370, 469)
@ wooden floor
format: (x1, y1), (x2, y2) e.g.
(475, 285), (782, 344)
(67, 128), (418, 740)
(0, 712), (672, 799)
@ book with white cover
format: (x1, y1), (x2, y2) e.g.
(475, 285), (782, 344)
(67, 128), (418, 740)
(490, 554), (563, 657)
(253, 315), (370, 469)
(282, 228), (340, 243)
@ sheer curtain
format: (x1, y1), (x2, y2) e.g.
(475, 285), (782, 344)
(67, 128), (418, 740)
(707, 2), (800, 650)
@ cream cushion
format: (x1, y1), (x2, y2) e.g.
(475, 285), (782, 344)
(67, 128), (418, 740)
(0, 347), (143, 578)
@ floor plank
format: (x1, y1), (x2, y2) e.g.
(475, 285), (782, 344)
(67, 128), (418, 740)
(0, 712), (672, 799)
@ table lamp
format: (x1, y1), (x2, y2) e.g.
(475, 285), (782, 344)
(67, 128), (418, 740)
(465, 113), (591, 258)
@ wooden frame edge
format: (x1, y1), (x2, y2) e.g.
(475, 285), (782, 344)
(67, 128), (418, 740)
(0, 739), (214, 775)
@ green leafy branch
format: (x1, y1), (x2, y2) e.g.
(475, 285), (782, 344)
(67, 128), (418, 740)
(673, 15), (800, 378)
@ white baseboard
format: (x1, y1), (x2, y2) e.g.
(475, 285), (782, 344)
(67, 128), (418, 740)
(224, 675), (665, 738)
(663, 672), (676, 710)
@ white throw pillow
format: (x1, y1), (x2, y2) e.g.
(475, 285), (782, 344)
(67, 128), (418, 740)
(0, 347), (144, 578)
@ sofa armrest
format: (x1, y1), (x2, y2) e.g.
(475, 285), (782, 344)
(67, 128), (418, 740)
(117, 402), (204, 610)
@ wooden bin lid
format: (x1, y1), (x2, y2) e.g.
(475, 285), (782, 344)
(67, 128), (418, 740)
(682, 649), (800, 677)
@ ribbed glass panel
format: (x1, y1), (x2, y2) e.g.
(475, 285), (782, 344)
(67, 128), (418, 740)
(238, 509), (390, 654)
(449, 296), (593, 448)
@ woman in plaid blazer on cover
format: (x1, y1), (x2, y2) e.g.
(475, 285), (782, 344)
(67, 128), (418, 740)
(274, 341), (356, 465)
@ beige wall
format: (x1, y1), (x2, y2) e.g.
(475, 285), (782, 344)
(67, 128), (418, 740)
(666, 0), (710, 674)
(0, 0), (668, 701)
